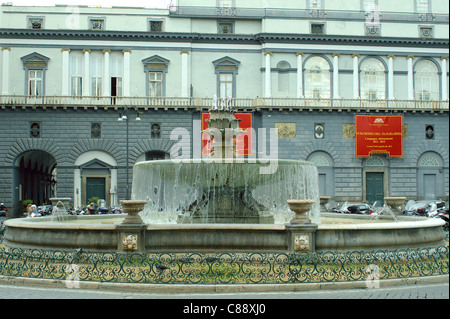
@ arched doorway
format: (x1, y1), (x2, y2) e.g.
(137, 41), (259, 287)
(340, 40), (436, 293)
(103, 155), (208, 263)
(417, 151), (445, 199)
(307, 151), (334, 197)
(363, 155), (389, 204)
(14, 150), (57, 209)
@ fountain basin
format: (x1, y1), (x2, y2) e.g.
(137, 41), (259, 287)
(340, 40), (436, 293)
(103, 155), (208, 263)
(3, 213), (446, 252)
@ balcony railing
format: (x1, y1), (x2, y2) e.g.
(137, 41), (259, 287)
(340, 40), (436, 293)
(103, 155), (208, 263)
(170, 6), (449, 24)
(0, 95), (448, 112)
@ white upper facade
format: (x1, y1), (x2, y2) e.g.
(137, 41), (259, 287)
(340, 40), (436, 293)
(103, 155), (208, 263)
(0, 0), (448, 105)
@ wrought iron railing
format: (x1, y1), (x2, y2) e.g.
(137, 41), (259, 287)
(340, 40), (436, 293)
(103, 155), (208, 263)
(0, 95), (448, 111)
(0, 225), (447, 285)
(169, 6), (449, 24)
(0, 246), (447, 284)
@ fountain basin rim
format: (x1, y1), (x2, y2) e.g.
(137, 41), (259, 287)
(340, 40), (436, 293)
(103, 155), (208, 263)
(134, 158), (316, 166)
(4, 215), (124, 230)
(319, 213), (445, 230)
(4, 214), (443, 231)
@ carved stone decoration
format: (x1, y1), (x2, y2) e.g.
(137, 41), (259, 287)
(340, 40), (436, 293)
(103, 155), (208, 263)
(275, 123), (296, 138)
(342, 123), (355, 138)
(294, 235), (310, 251)
(122, 235), (138, 251)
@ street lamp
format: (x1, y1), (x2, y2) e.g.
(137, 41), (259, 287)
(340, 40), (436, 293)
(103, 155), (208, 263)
(118, 107), (141, 200)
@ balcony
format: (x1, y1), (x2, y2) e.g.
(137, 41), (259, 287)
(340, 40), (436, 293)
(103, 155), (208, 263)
(0, 95), (448, 113)
(169, 6), (449, 24)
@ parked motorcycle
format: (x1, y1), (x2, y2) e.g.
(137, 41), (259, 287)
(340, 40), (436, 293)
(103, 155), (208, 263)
(0, 203), (7, 217)
(37, 205), (53, 216)
(428, 201), (449, 228)
(97, 199), (109, 214)
(402, 200), (446, 217)
(332, 201), (374, 215)
(111, 206), (125, 214)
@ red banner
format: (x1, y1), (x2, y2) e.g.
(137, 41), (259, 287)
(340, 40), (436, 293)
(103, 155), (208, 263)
(355, 115), (403, 157)
(202, 113), (252, 156)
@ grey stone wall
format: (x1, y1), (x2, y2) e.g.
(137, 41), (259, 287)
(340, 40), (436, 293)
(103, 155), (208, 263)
(0, 107), (448, 214)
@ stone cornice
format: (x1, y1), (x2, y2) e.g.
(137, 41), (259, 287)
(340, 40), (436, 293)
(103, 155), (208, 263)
(0, 28), (448, 48)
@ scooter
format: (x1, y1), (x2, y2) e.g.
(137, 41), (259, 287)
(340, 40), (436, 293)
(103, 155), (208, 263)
(428, 204), (449, 228)
(0, 203), (7, 217)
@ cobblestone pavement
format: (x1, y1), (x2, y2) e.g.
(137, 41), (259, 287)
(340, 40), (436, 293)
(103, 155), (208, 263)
(1, 282), (448, 299)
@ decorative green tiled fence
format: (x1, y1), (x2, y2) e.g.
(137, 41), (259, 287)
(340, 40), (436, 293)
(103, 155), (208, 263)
(1, 236), (448, 285)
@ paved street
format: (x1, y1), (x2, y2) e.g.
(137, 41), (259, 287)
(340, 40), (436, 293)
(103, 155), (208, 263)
(1, 282), (448, 299)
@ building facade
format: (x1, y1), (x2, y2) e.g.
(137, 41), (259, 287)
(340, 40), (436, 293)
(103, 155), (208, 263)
(0, 0), (448, 217)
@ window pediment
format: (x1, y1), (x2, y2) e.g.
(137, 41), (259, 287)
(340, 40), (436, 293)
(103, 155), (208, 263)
(80, 159), (113, 170)
(142, 55), (170, 71)
(213, 56), (240, 73)
(21, 52), (50, 69)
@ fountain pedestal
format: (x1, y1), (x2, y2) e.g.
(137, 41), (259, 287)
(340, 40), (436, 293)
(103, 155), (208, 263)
(178, 186), (273, 224)
(117, 200), (148, 252)
(285, 200), (318, 252)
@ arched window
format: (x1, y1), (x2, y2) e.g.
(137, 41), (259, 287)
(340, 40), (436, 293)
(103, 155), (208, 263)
(414, 59), (439, 100)
(364, 155), (385, 167)
(419, 152), (441, 167)
(308, 152), (331, 166)
(304, 56), (331, 99)
(360, 58), (385, 100)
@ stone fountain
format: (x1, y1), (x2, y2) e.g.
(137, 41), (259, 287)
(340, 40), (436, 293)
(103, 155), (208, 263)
(3, 100), (447, 254)
(132, 100), (320, 225)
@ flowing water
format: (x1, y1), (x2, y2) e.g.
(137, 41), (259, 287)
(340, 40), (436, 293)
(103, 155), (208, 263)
(131, 159), (321, 224)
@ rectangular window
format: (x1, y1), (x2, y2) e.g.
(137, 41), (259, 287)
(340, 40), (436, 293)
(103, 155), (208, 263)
(91, 78), (102, 97)
(90, 55), (103, 97)
(111, 77), (122, 97)
(416, 0), (429, 12)
(368, 90), (377, 100)
(218, 0), (232, 7)
(149, 72), (163, 97)
(110, 56), (123, 97)
(309, 0), (322, 9)
(363, 0), (377, 11)
(219, 73), (233, 99)
(419, 90), (431, 101)
(70, 55), (83, 96)
(28, 70), (43, 96)
(71, 77), (83, 96)
(312, 89), (321, 99)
